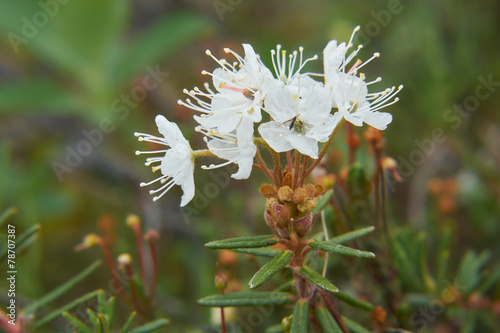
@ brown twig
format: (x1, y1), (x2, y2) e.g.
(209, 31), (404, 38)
(319, 290), (350, 333)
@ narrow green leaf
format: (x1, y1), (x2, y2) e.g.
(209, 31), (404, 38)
(0, 207), (17, 227)
(62, 312), (93, 333)
(291, 300), (309, 333)
(205, 235), (277, 249)
(436, 225), (452, 289)
(0, 224), (41, 262)
(265, 324), (284, 332)
(314, 306), (342, 333)
(86, 309), (99, 330)
(232, 247), (282, 257)
(334, 291), (374, 312)
(121, 311), (137, 333)
(309, 241), (375, 259)
(391, 237), (423, 291)
(416, 233), (436, 292)
(105, 297), (116, 330)
(457, 250), (491, 295)
(461, 311), (476, 333)
(477, 265), (500, 295)
(198, 292), (294, 307)
(312, 190), (334, 215)
(24, 261), (102, 314)
(249, 251), (292, 289)
(35, 289), (101, 328)
(329, 226), (375, 244)
(97, 290), (107, 314)
(299, 266), (338, 294)
(342, 316), (371, 333)
(129, 319), (169, 333)
(347, 164), (370, 198)
(97, 314), (111, 333)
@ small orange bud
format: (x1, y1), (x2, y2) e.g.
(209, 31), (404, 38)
(346, 133), (361, 150)
(218, 249), (238, 267)
(144, 229), (160, 243)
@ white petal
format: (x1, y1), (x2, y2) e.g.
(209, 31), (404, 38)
(287, 133), (318, 159)
(258, 122), (294, 153)
(155, 115), (187, 147)
(179, 162), (195, 207)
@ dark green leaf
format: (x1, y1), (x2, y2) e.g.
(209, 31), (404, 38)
(205, 235), (277, 249)
(314, 306), (342, 333)
(265, 324), (284, 333)
(129, 319), (170, 333)
(391, 237), (423, 291)
(0, 207), (17, 227)
(105, 297), (116, 330)
(299, 266), (338, 294)
(198, 292), (294, 307)
(291, 300), (309, 333)
(334, 291), (374, 312)
(457, 250), (491, 295)
(312, 190), (333, 215)
(342, 316), (371, 333)
(62, 312), (93, 333)
(249, 251), (292, 289)
(35, 289), (101, 328)
(25, 261), (101, 314)
(309, 241), (375, 259)
(329, 226), (375, 244)
(0, 224), (41, 262)
(233, 247), (282, 257)
(121, 312), (137, 333)
(416, 233), (436, 292)
(477, 265), (500, 295)
(436, 225), (452, 289)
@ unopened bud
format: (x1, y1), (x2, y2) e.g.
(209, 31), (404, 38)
(292, 187), (307, 204)
(281, 315), (292, 331)
(271, 202), (291, 229)
(218, 249), (238, 267)
(278, 227), (290, 239)
(294, 214), (313, 237)
(264, 209), (276, 229)
(382, 157), (401, 182)
(126, 214), (141, 228)
(75, 233), (101, 251)
(144, 229), (160, 243)
(297, 199), (316, 214)
(278, 186), (294, 202)
(347, 133), (361, 150)
(215, 273), (228, 290)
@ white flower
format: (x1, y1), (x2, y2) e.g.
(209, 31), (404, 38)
(259, 77), (341, 159)
(135, 115), (195, 206)
(197, 118), (256, 180)
(179, 44), (273, 134)
(323, 26), (403, 130)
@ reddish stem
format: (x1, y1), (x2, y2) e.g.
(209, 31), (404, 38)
(125, 263), (141, 313)
(131, 224), (147, 291)
(346, 122), (354, 165)
(319, 290), (350, 333)
(99, 240), (129, 302)
(148, 242), (157, 298)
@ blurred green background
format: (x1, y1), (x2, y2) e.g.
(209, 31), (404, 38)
(0, 0), (499, 331)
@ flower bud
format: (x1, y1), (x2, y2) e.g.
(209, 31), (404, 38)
(297, 199), (316, 214)
(215, 273), (228, 290)
(264, 209), (276, 228)
(278, 227), (290, 239)
(278, 186), (294, 202)
(281, 315), (292, 331)
(346, 133), (361, 150)
(271, 202), (291, 229)
(292, 187), (307, 203)
(294, 214), (313, 237)
(126, 214), (141, 228)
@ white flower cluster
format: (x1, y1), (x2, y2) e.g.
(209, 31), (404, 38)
(135, 26), (402, 206)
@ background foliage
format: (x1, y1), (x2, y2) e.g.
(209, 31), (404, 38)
(0, 0), (499, 332)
